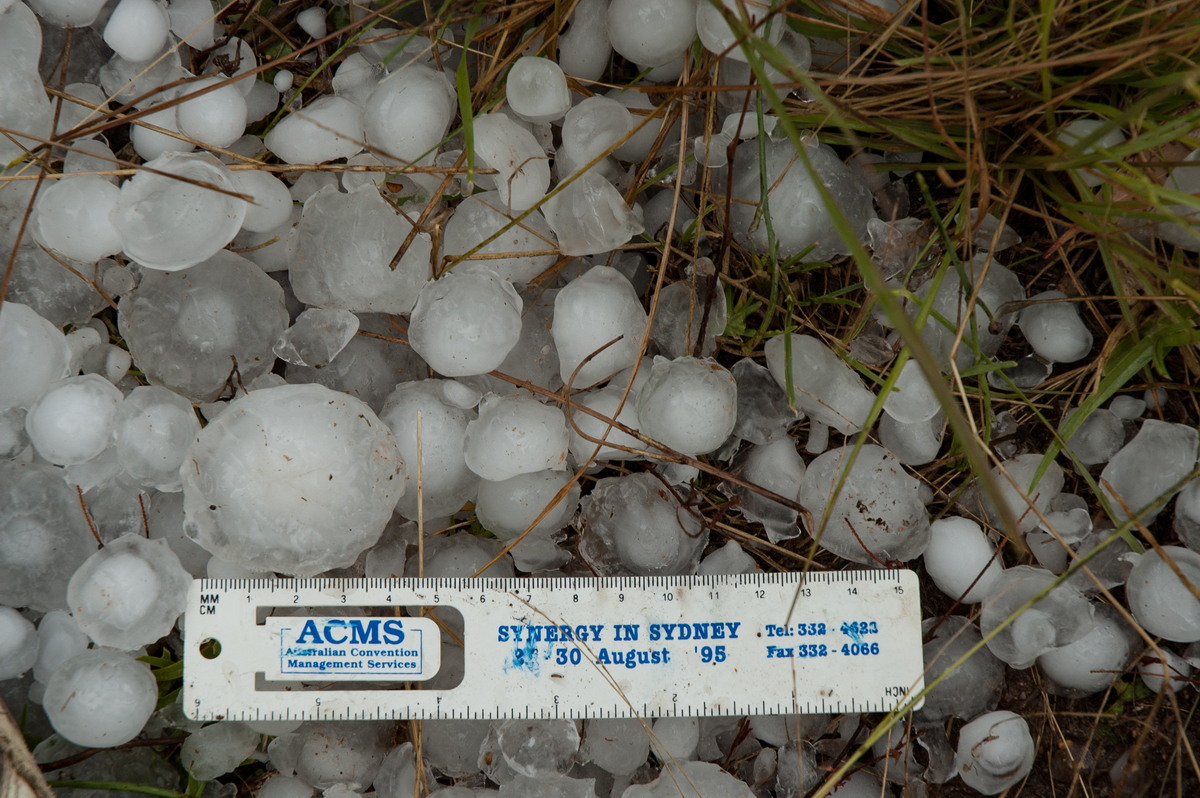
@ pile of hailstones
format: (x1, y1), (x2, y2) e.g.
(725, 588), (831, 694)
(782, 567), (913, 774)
(3, 0), (1200, 794)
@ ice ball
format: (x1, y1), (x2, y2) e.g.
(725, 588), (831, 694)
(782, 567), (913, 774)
(542, 170), (643, 256)
(0, 607), (38, 679)
(33, 175), (123, 262)
(29, 0), (109, 26)
(118, 250), (288, 402)
(363, 63), (455, 164)
(1037, 604), (1136, 696)
(696, 0), (784, 62)
(553, 265), (648, 387)
(579, 472), (707, 575)
(181, 384), (404, 575)
(1124, 546), (1200, 642)
(441, 190), (558, 284)
(764, 333), (876, 436)
(25, 374), (123, 465)
(917, 616), (1004, 724)
(980, 565), (1095, 668)
(0, 302), (72, 411)
(636, 356), (736, 456)
(43, 649), (157, 747)
(228, 168), (293, 233)
(103, 0), (170, 62)
(607, 0), (698, 67)
(110, 152), (246, 271)
(923, 516), (1004, 603)
(181, 722), (261, 781)
(265, 95), (364, 164)
(954, 711), (1034, 795)
(176, 76), (248, 148)
(408, 268), (524, 377)
(463, 393), (569, 481)
(1018, 290), (1092, 363)
(67, 533), (190, 649)
(114, 385), (202, 490)
(506, 57), (571, 123)
(472, 113), (551, 212)
(1101, 419), (1198, 525)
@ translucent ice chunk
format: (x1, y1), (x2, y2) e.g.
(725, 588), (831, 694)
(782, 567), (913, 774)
(265, 96), (364, 164)
(44, 649), (157, 747)
(880, 409), (945, 467)
(553, 265), (648, 387)
(110, 152), (246, 271)
(980, 565), (1094, 668)
(698, 540), (757, 575)
(181, 722), (260, 781)
(181, 384), (404, 575)
(0, 608), (38, 679)
(379, 379), (478, 520)
(257, 775), (315, 798)
(650, 717), (699, 762)
(1156, 147), (1200, 251)
(923, 516), (1004, 603)
(29, 0), (109, 26)
(506, 57), (571, 124)
(560, 97), (633, 175)
(954, 711), (1034, 795)
(168, 0), (217, 47)
(118, 250), (288, 401)
(582, 718), (649, 776)
(1124, 546), (1200, 642)
(274, 308), (360, 369)
(475, 470), (579, 541)
(635, 356), (735, 455)
(497, 719), (580, 778)
(543, 171), (643, 256)
(567, 386), (644, 463)
(883, 360), (940, 424)
(364, 64), (455, 164)
(728, 438), (805, 543)
(1057, 118), (1126, 188)
(1100, 419), (1198, 524)
(983, 453), (1064, 534)
(578, 472), (707, 575)
(764, 334), (875, 436)
(1018, 290), (1092, 363)
(557, 0), (610, 82)
(103, 0), (170, 62)
(0, 462), (97, 612)
(1175, 478), (1200, 551)
(607, 0), (697, 67)
(374, 742), (419, 797)
(420, 719), (490, 778)
(33, 611), (88, 684)
(623, 761), (753, 797)
(112, 385), (199, 490)
(24, 374), (121, 465)
(67, 533), (190, 649)
(269, 722), (392, 789)
(228, 168), (293, 234)
(696, 0), (783, 61)
(33, 175), (123, 262)
(648, 276), (727, 359)
(916, 616), (1004, 724)
(290, 184), (434, 313)
(1136, 649), (1192, 694)
(176, 76), (248, 148)
(441, 190), (558, 284)
(799, 444), (929, 565)
(729, 137), (873, 261)
(463, 393), (569, 481)
(1037, 603), (1136, 696)
(1060, 407), (1124, 466)
(409, 269), (524, 377)
(730, 357), (798, 444)
(472, 113), (551, 212)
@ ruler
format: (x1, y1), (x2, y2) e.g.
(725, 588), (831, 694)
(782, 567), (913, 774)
(182, 571), (924, 722)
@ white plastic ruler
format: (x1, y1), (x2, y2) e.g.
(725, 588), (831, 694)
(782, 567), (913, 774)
(183, 571), (924, 722)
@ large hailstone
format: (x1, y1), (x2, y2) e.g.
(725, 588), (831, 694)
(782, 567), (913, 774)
(408, 268), (524, 377)
(636, 356), (736, 456)
(25, 374), (123, 465)
(980, 566), (1094, 669)
(954, 711), (1035, 795)
(463, 393), (569, 481)
(43, 649), (158, 748)
(798, 444), (930, 565)
(553, 265), (648, 387)
(1124, 546), (1200, 642)
(181, 384), (404, 575)
(364, 63), (456, 164)
(763, 333), (876, 436)
(67, 534), (191, 649)
(0, 302), (72, 411)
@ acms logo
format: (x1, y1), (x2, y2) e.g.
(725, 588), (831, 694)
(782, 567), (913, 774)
(294, 618), (405, 645)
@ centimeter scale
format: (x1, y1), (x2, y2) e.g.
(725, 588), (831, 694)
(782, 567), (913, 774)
(183, 570), (924, 722)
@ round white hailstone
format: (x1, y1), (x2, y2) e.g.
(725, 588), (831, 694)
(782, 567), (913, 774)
(883, 359), (940, 424)
(0, 608), (38, 679)
(408, 269), (524, 377)
(29, 0), (109, 26)
(553, 265), (648, 387)
(296, 6), (326, 37)
(1019, 290), (1093, 363)
(471, 113), (551, 212)
(33, 175), (123, 262)
(608, 90), (677, 164)
(420, 720), (491, 778)
(475, 470), (579, 539)
(763, 333), (875, 436)
(379, 380), (478, 520)
(650, 717), (699, 761)
(1125, 546), (1200, 642)
(607, 0), (697, 67)
(175, 77), (248, 148)
(181, 384), (404, 576)
(442, 191), (559, 285)
(67, 534), (190, 649)
(579, 472), (707, 576)
(566, 386), (644, 463)
(34, 611), (89, 683)
(180, 722), (261, 781)
(1057, 118), (1126, 188)
(506, 57), (571, 124)
(954, 711), (1035, 795)
(1037, 604), (1136, 696)
(130, 103), (196, 161)
(114, 385), (200, 490)
(581, 717), (650, 777)
(265, 95), (364, 164)
(0, 462), (98, 611)
(560, 96), (633, 173)
(625, 761), (754, 798)
(923, 516), (1004, 603)
(980, 566), (1095, 669)
(798, 444), (930, 565)
(273, 70), (294, 93)
(117, 250), (288, 402)
(496, 719), (580, 778)
(1137, 649), (1193, 694)
(268, 722), (392, 790)
(43, 649), (157, 748)
(245, 79), (280, 123)
(257, 775), (315, 798)
(463, 394), (569, 481)
(730, 136), (874, 261)
(110, 152), (247, 272)
(696, 0), (784, 62)
(983, 453), (1065, 534)
(636, 357), (736, 456)
(541, 169), (644, 256)
(25, 374), (122, 465)
(363, 64), (455, 164)
(0, 302), (71, 410)
(228, 169), (293, 233)
(167, 0), (217, 47)
(557, 0), (610, 82)
(103, 0), (170, 61)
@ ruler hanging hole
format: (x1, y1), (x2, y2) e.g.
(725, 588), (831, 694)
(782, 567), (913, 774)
(199, 638), (222, 659)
